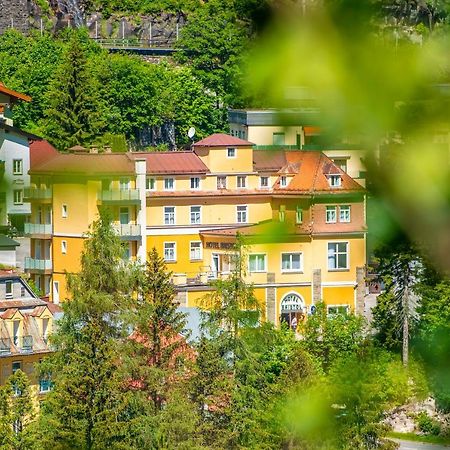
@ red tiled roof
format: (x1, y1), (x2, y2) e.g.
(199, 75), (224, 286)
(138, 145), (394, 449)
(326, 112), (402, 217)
(273, 152), (363, 193)
(0, 308), (20, 319)
(194, 133), (254, 147)
(148, 189), (274, 198)
(0, 298), (47, 309)
(304, 126), (320, 136)
(30, 152), (135, 175)
(253, 150), (287, 171)
(0, 82), (31, 102)
(30, 139), (60, 170)
(129, 151), (209, 175)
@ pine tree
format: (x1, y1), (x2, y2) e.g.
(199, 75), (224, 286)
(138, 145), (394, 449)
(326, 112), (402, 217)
(42, 31), (105, 150)
(37, 209), (134, 449)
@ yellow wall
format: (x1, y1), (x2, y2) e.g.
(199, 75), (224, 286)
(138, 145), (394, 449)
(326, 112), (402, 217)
(322, 286), (355, 309)
(195, 146), (254, 173)
(52, 236), (85, 274)
(247, 125), (304, 146)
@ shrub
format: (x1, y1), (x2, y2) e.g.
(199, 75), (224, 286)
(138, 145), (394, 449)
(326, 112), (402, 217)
(416, 411), (441, 435)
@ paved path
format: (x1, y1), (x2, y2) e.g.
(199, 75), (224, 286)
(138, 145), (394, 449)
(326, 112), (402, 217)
(390, 438), (450, 449)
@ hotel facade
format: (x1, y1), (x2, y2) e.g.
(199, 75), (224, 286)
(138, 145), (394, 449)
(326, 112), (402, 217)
(26, 134), (367, 326)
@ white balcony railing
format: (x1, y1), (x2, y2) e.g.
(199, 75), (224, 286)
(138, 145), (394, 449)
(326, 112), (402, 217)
(24, 187), (52, 200)
(24, 223), (52, 235)
(24, 257), (52, 271)
(99, 189), (140, 202)
(112, 223), (141, 237)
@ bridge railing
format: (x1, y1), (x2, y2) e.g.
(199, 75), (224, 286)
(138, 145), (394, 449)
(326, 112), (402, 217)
(93, 38), (177, 49)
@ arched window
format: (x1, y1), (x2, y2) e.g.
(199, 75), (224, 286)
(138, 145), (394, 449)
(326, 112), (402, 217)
(280, 293), (305, 331)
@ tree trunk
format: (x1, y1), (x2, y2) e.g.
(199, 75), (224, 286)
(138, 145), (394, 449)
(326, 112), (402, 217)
(402, 287), (409, 367)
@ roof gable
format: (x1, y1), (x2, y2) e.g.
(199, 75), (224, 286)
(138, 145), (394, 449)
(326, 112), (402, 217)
(0, 82), (31, 102)
(194, 133), (254, 147)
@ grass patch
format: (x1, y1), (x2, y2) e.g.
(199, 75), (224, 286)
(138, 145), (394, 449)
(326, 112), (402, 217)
(387, 431), (450, 446)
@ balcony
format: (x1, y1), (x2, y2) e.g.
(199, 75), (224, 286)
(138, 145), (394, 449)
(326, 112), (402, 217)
(172, 271), (232, 287)
(0, 338), (11, 355)
(24, 223), (52, 237)
(24, 187), (52, 201)
(112, 223), (141, 240)
(24, 257), (52, 273)
(99, 189), (140, 204)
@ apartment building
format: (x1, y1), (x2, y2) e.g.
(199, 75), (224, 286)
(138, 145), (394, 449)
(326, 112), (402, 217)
(0, 82), (38, 229)
(228, 108), (368, 186)
(26, 134), (366, 326)
(0, 270), (57, 395)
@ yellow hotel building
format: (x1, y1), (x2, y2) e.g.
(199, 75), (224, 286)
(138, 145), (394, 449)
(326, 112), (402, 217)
(26, 134), (367, 325)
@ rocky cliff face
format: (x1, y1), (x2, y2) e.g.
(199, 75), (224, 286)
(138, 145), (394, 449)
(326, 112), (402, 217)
(0, 0), (184, 43)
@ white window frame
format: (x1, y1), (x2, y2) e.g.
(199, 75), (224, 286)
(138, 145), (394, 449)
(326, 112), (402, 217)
(5, 280), (13, 299)
(163, 242), (176, 262)
(190, 241), (202, 261)
(339, 205), (351, 223)
(280, 176), (288, 188)
(163, 206), (175, 225)
(164, 178), (175, 191)
(217, 176), (227, 189)
(190, 206), (201, 225)
(13, 189), (23, 205)
(146, 177), (156, 191)
(327, 242), (349, 271)
(281, 252), (303, 273)
(296, 206), (303, 224)
(260, 176), (270, 188)
(237, 176), (246, 188)
(227, 147), (236, 158)
(61, 240), (67, 255)
(329, 175), (342, 187)
(62, 204), (68, 218)
(248, 254), (267, 273)
(190, 177), (200, 190)
(12, 159), (23, 175)
(236, 205), (248, 224)
(326, 206), (337, 223)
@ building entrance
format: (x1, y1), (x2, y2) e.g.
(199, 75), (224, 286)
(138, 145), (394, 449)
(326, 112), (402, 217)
(280, 293), (305, 331)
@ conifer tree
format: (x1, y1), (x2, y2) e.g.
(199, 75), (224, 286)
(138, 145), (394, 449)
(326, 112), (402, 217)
(42, 31), (105, 150)
(37, 210), (134, 450)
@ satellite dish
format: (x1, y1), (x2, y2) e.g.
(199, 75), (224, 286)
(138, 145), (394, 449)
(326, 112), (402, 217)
(188, 127), (196, 139)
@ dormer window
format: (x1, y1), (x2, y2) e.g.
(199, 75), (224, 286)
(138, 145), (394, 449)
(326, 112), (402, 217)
(280, 176), (288, 188)
(227, 148), (236, 158)
(329, 175), (341, 187)
(5, 280), (13, 299)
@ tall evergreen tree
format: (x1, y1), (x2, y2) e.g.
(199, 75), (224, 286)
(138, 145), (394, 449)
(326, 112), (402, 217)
(42, 31), (105, 150)
(37, 210), (134, 450)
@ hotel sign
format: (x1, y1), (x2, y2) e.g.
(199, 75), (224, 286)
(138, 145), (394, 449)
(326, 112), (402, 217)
(205, 241), (235, 250)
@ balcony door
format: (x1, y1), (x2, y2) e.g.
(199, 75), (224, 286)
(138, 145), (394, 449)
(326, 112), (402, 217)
(119, 207), (129, 225)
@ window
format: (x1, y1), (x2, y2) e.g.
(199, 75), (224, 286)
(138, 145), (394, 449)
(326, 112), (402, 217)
(237, 176), (246, 188)
(280, 176), (287, 188)
(62, 204), (68, 218)
(273, 132), (285, 146)
(190, 241), (202, 260)
(328, 242), (349, 270)
(146, 177), (156, 191)
(5, 280), (12, 299)
(13, 159), (23, 175)
(227, 147), (236, 158)
(340, 205), (351, 222)
(236, 205), (248, 223)
(326, 206), (337, 223)
(190, 177), (200, 190)
(164, 178), (175, 190)
(39, 376), (52, 393)
(296, 206), (303, 224)
(333, 159), (348, 173)
(122, 243), (131, 261)
(13, 190), (23, 205)
(61, 240), (67, 254)
(281, 253), (303, 272)
(279, 205), (285, 222)
(13, 321), (20, 346)
(164, 206), (175, 225)
(12, 361), (21, 374)
(119, 207), (129, 225)
(42, 318), (49, 342)
(164, 242), (176, 262)
(190, 206), (201, 224)
(329, 175), (341, 187)
(20, 287), (25, 297)
(119, 178), (130, 190)
(327, 305), (349, 316)
(249, 254), (266, 272)
(260, 176), (269, 188)
(217, 176), (227, 189)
